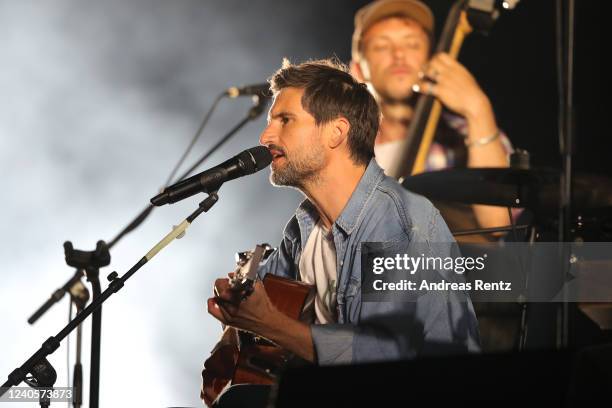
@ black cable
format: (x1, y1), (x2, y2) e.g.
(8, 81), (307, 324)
(507, 207), (519, 242)
(173, 95), (268, 183)
(108, 92), (225, 249)
(164, 93), (224, 186)
(554, 0), (575, 350)
(506, 206), (530, 351)
(555, 0), (565, 154)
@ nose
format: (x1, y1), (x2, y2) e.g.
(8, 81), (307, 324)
(392, 44), (405, 61)
(259, 122), (276, 147)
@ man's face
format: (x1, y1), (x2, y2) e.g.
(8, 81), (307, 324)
(259, 87), (326, 188)
(360, 17), (430, 102)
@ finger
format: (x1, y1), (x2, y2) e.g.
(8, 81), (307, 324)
(209, 297), (239, 325)
(207, 298), (227, 324)
(214, 278), (235, 301)
(412, 80), (437, 97)
(215, 297), (240, 315)
(419, 59), (448, 84)
(216, 300), (241, 326)
(425, 59), (447, 82)
(214, 278), (230, 291)
(417, 61), (432, 81)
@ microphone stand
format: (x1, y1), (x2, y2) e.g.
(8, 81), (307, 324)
(20, 94), (269, 407)
(68, 280), (90, 408)
(23, 358), (56, 408)
(555, 0), (575, 350)
(27, 271), (84, 325)
(61, 241), (110, 408)
(1, 191), (220, 403)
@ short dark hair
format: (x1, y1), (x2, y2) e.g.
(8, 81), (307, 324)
(269, 58), (380, 166)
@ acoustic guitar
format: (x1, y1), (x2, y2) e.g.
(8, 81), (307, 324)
(201, 244), (314, 407)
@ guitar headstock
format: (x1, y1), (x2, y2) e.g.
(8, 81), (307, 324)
(230, 243), (273, 291)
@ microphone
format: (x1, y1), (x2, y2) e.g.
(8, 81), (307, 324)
(151, 146), (272, 206)
(226, 83), (272, 99)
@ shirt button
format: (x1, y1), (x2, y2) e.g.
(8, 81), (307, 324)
(340, 261), (344, 266)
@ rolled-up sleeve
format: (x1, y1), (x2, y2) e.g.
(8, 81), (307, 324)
(311, 292), (479, 365)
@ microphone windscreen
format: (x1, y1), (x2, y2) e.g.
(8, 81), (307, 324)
(246, 146), (273, 171)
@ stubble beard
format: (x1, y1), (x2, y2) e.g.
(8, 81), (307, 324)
(378, 83), (418, 108)
(270, 144), (325, 189)
(372, 70), (419, 106)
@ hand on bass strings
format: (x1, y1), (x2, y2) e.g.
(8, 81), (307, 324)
(414, 52), (494, 123)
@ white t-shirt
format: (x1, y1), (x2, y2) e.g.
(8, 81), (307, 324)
(374, 139), (408, 178)
(298, 220), (338, 324)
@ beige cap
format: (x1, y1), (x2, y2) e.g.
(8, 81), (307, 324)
(352, 0), (435, 61)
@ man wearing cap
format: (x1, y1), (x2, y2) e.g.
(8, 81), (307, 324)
(351, 0), (512, 230)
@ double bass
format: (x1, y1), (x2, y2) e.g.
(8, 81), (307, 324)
(392, 0), (520, 242)
(395, 0), (519, 179)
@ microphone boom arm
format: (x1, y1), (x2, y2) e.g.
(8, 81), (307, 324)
(1, 191), (220, 399)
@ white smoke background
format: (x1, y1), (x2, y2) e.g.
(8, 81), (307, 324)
(0, 1), (353, 406)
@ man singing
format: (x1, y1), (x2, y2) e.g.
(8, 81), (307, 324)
(203, 59), (479, 407)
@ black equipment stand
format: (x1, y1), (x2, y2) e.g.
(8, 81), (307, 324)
(556, 0), (575, 349)
(22, 358), (56, 408)
(67, 272), (91, 408)
(20, 94), (268, 407)
(1, 192), (219, 403)
(63, 240), (110, 408)
(27, 271), (84, 325)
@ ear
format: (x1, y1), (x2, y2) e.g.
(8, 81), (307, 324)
(350, 59), (370, 82)
(327, 117), (350, 150)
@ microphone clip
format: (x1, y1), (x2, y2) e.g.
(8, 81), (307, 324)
(248, 95), (268, 119)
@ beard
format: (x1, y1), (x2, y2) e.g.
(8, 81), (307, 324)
(270, 142), (325, 189)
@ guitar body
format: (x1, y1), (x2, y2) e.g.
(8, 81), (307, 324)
(201, 274), (314, 406)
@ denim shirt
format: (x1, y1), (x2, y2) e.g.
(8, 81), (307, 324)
(258, 159), (480, 365)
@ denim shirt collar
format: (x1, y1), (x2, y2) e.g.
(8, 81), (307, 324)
(334, 159), (384, 235)
(288, 159), (384, 245)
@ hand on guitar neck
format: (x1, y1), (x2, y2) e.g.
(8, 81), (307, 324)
(201, 244), (316, 406)
(207, 278), (315, 363)
(415, 53), (494, 126)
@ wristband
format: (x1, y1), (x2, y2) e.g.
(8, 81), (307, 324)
(465, 130), (500, 148)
